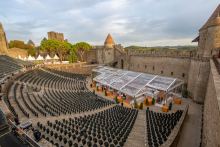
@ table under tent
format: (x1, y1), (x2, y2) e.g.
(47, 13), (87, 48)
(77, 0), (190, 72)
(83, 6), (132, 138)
(92, 66), (184, 107)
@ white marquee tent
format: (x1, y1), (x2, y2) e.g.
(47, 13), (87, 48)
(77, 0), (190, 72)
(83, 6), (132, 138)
(45, 54), (52, 60)
(27, 55), (36, 61)
(53, 54), (60, 60)
(36, 55), (44, 61)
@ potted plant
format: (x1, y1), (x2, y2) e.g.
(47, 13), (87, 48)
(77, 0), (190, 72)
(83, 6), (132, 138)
(97, 86), (98, 91)
(140, 102), (143, 109)
(182, 88), (188, 98)
(115, 96), (119, 104)
(145, 98), (148, 105)
(152, 98), (155, 105)
(169, 102), (172, 110)
(105, 90), (107, 96)
(94, 81), (97, 87)
(134, 99), (137, 108)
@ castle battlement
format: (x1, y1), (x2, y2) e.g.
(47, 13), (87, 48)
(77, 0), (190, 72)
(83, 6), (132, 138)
(127, 50), (198, 57)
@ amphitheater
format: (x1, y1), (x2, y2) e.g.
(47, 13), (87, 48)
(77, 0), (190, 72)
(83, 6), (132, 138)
(0, 4), (220, 147)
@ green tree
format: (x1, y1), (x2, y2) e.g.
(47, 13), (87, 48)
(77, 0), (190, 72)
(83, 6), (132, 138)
(140, 102), (143, 109)
(169, 102), (172, 110)
(72, 42), (92, 61)
(145, 98), (148, 105)
(40, 40), (58, 56)
(40, 40), (74, 61)
(8, 40), (36, 56)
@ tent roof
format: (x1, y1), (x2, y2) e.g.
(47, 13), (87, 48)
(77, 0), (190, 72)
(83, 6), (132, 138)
(36, 55), (44, 60)
(28, 55), (35, 61)
(93, 66), (184, 97)
(53, 54), (60, 59)
(45, 54), (52, 60)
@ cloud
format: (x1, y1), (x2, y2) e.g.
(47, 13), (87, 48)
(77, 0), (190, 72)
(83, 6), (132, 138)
(1, 0), (219, 47)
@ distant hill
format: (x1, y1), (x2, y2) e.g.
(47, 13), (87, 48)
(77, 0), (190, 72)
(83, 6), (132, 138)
(124, 45), (197, 51)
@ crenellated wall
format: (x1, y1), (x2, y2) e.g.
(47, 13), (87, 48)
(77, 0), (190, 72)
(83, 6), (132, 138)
(127, 50), (197, 57)
(114, 53), (211, 103)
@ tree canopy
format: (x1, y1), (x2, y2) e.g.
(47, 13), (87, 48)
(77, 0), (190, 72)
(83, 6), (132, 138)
(8, 40), (37, 56)
(72, 42), (92, 61)
(40, 40), (76, 61)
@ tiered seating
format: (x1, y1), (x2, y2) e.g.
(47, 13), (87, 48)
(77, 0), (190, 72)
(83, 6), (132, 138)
(16, 68), (86, 91)
(42, 67), (87, 80)
(146, 110), (183, 147)
(0, 55), (34, 66)
(5, 81), (17, 117)
(0, 59), (22, 74)
(5, 67), (114, 122)
(13, 83), (29, 118)
(19, 83), (39, 117)
(44, 89), (113, 114)
(36, 106), (138, 147)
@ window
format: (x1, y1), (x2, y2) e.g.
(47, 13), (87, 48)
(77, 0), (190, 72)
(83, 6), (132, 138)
(131, 63), (132, 66)
(171, 72), (173, 75)
(182, 73), (185, 77)
(137, 64), (139, 68)
(153, 66), (155, 70)
(211, 50), (213, 55)
(145, 65), (147, 69)
(108, 53), (111, 55)
(161, 71), (163, 74)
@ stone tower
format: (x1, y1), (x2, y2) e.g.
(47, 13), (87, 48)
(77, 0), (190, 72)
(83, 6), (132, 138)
(197, 4), (220, 57)
(47, 31), (65, 42)
(104, 34), (115, 48)
(0, 23), (8, 54)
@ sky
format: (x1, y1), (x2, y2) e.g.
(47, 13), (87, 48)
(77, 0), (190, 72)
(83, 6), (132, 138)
(0, 0), (219, 47)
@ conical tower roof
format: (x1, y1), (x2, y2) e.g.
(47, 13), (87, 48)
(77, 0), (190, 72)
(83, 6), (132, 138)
(41, 37), (47, 44)
(104, 34), (115, 44)
(27, 39), (35, 45)
(200, 4), (220, 31)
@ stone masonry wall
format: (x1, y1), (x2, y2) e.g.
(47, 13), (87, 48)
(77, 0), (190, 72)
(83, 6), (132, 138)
(43, 62), (98, 75)
(188, 59), (210, 103)
(202, 60), (220, 147)
(0, 23), (8, 54)
(127, 56), (191, 84)
(7, 48), (28, 59)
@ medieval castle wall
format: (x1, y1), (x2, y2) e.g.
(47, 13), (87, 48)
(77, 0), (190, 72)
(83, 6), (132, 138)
(113, 49), (212, 104)
(202, 60), (220, 147)
(47, 31), (68, 42)
(0, 23), (8, 54)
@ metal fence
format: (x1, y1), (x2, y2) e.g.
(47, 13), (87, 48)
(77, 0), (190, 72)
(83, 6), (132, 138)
(213, 56), (220, 75)
(9, 119), (42, 147)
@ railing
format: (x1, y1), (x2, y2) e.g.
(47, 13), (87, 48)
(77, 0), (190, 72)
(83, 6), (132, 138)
(9, 119), (42, 147)
(213, 56), (220, 75)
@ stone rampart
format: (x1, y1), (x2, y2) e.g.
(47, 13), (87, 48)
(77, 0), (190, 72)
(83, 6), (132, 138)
(127, 50), (197, 57)
(43, 62), (98, 75)
(202, 59), (220, 147)
(125, 56), (191, 84)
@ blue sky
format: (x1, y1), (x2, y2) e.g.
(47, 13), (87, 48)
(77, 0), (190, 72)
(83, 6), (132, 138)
(0, 0), (219, 47)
